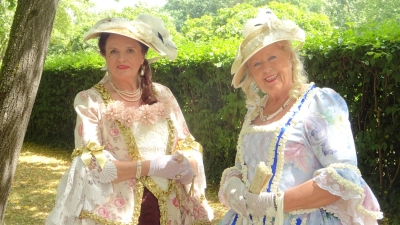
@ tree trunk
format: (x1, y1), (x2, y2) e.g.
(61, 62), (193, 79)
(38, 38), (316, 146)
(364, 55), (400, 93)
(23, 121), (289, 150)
(0, 0), (59, 222)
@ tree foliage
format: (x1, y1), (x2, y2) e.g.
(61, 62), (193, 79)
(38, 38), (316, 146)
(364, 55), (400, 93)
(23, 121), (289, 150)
(319, 0), (400, 27)
(162, 0), (232, 31)
(47, 0), (179, 56)
(48, 0), (99, 54)
(181, 4), (256, 42)
(180, 2), (332, 44)
(2, 0), (399, 63)
(243, 0), (400, 28)
(0, 1), (16, 64)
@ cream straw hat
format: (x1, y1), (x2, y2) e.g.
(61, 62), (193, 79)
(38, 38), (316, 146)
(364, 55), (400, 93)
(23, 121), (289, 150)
(231, 9), (305, 88)
(83, 14), (177, 63)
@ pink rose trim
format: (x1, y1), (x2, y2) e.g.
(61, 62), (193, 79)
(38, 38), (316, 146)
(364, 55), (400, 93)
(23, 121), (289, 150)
(114, 198), (126, 208)
(127, 178), (137, 189)
(97, 207), (110, 219)
(109, 127), (120, 137)
(78, 124), (84, 137)
(172, 197), (179, 208)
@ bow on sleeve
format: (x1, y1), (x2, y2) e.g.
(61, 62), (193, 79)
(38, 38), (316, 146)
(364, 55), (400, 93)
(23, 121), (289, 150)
(176, 134), (203, 154)
(72, 141), (107, 169)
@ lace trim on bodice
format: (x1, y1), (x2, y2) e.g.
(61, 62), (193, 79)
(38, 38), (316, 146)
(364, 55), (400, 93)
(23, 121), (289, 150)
(133, 120), (170, 160)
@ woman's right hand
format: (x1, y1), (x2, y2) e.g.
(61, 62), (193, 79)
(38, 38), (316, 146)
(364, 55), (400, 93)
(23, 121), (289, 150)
(224, 177), (249, 217)
(148, 153), (194, 182)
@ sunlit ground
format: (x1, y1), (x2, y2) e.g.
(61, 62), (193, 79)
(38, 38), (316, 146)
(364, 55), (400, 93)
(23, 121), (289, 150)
(3, 143), (227, 224)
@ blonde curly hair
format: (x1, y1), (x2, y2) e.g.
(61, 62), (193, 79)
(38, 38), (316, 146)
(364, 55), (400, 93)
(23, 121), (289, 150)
(239, 40), (308, 108)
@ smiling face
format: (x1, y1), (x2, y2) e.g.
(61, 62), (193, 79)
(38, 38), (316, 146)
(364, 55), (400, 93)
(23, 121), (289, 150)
(247, 41), (293, 97)
(103, 33), (145, 80)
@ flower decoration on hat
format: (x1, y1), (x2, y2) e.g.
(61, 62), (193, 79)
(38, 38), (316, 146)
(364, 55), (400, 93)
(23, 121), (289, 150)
(231, 9), (306, 88)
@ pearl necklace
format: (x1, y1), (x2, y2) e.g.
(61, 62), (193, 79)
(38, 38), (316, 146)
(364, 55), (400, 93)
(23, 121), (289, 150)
(110, 80), (142, 102)
(259, 96), (294, 121)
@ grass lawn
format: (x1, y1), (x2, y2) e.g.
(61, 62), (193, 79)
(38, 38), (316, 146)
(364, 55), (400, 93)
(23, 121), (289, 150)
(3, 143), (227, 225)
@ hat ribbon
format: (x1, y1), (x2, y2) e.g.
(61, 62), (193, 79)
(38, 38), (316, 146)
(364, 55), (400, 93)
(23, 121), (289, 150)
(241, 25), (270, 51)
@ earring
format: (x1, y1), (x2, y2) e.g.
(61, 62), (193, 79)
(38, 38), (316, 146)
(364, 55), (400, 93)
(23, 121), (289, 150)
(140, 65), (145, 76)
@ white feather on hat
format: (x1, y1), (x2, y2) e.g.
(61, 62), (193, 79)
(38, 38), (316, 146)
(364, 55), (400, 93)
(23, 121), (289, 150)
(137, 14), (177, 61)
(231, 9), (305, 88)
(83, 14), (177, 64)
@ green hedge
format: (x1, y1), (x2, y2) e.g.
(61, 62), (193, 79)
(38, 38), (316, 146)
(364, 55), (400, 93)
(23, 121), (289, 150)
(25, 51), (105, 147)
(26, 27), (400, 223)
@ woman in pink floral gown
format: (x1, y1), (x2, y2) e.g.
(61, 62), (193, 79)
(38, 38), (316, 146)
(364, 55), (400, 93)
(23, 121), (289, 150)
(46, 14), (213, 225)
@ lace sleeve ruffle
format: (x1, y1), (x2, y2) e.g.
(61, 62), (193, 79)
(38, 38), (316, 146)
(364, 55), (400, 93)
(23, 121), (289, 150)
(46, 151), (117, 225)
(187, 149), (207, 193)
(313, 163), (383, 224)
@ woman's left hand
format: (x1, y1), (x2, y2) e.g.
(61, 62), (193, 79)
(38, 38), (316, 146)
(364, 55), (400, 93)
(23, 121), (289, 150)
(174, 153), (194, 184)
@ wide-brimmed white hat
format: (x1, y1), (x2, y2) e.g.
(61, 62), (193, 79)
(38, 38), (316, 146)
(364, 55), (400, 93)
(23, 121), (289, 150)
(231, 9), (305, 88)
(83, 14), (177, 63)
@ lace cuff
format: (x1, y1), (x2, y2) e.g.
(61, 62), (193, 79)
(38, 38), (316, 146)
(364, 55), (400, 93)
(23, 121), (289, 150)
(313, 163), (383, 224)
(88, 151), (118, 184)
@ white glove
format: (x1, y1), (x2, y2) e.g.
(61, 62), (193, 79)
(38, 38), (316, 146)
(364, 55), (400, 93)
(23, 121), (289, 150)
(224, 177), (249, 217)
(148, 153), (194, 181)
(244, 191), (276, 217)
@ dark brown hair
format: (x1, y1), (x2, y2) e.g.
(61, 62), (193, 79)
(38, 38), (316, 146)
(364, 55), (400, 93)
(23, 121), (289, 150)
(98, 33), (157, 105)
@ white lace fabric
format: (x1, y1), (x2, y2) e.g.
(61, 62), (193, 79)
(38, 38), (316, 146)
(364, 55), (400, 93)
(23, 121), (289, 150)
(313, 164), (383, 224)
